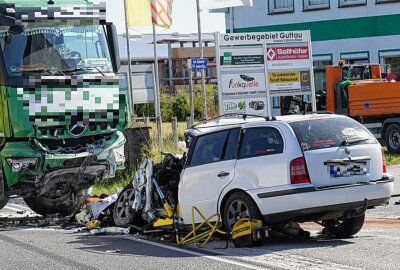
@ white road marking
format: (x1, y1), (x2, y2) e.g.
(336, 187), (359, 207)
(124, 236), (264, 270)
(5, 203), (31, 212)
(3, 205), (25, 212)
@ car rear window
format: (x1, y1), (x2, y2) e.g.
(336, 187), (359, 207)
(289, 117), (377, 151)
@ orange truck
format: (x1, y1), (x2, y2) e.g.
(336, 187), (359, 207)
(325, 63), (400, 153)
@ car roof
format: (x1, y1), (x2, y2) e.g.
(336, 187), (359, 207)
(186, 113), (340, 137)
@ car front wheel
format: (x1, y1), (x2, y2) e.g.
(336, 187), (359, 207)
(324, 214), (365, 238)
(113, 183), (147, 227)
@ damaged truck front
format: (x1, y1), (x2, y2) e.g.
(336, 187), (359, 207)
(0, 1), (127, 215)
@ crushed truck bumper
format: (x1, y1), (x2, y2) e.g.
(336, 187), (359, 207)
(0, 131), (126, 195)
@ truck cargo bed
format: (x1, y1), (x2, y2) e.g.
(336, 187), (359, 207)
(348, 81), (400, 119)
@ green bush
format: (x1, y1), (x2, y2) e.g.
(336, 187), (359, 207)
(135, 85), (218, 122)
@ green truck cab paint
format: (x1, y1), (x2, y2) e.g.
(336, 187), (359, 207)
(0, 1), (128, 215)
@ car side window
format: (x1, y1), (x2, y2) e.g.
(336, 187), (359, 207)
(189, 130), (230, 167)
(238, 127), (284, 159)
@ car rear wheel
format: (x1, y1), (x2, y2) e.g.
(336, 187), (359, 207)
(324, 214), (365, 238)
(385, 124), (400, 153)
(222, 191), (262, 232)
(113, 183), (147, 227)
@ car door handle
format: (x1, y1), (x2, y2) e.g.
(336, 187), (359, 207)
(217, 171), (230, 178)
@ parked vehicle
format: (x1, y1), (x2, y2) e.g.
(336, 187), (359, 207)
(115, 114), (393, 238)
(323, 63), (400, 153)
(0, 1), (127, 215)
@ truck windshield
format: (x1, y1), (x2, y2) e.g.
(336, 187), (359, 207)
(0, 25), (113, 76)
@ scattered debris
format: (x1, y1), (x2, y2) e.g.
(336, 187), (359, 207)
(105, 249), (121, 253)
(90, 227), (130, 235)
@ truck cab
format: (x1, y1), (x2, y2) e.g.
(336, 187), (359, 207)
(0, 0), (128, 215)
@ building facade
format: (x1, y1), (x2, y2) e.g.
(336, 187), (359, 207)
(223, 0), (400, 92)
(119, 33), (217, 92)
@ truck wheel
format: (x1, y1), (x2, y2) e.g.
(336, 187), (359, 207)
(324, 214), (365, 238)
(222, 191), (262, 232)
(24, 189), (86, 216)
(385, 124), (400, 153)
(113, 183), (146, 227)
(0, 197), (8, 210)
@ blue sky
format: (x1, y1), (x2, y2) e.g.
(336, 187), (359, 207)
(105, 0), (226, 34)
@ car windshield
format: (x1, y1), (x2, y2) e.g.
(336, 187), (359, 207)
(0, 25), (112, 76)
(289, 117), (377, 151)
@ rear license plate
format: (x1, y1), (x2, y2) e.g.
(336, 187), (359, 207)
(324, 158), (369, 178)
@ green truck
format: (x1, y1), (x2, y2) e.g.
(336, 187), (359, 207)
(0, 0), (128, 215)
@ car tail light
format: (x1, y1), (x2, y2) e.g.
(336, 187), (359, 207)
(290, 157), (310, 184)
(381, 149), (387, 173)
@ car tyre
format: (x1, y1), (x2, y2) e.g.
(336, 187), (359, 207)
(24, 189), (86, 216)
(222, 191), (262, 232)
(113, 183), (147, 227)
(385, 124), (400, 154)
(324, 214), (365, 238)
(0, 197), (8, 210)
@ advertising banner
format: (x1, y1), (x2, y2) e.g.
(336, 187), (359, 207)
(220, 47), (264, 71)
(223, 98), (267, 116)
(199, 0), (253, 10)
(221, 72), (266, 97)
(219, 31), (310, 46)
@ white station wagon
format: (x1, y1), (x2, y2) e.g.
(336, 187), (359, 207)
(180, 113), (394, 237)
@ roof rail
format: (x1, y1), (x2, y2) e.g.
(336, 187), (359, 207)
(190, 113), (276, 129)
(303, 111), (334, 115)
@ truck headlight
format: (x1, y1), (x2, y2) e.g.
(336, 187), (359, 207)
(6, 158), (38, 172)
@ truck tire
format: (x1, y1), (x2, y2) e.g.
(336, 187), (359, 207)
(113, 183), (146, 227)
(0, 197), (8, 210)
(385, 124), (400, 153)
(24, 189), (86, 216)
(222, 191), (262, 232)
(324, 214), (365, 238)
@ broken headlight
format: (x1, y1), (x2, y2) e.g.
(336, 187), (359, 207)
(7, 158), (38, 172)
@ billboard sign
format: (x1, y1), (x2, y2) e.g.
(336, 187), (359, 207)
(216, 30), (316, 116)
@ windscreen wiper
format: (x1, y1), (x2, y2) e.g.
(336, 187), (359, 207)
(22, 68), (65, 75)
(341, 138), (370, 146)
(63, 67), (105, 76)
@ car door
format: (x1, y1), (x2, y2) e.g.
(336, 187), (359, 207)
(178, 128), (239, 224)
(234, 126), (289, 189)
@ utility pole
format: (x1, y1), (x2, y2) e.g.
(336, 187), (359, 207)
(152, 24), (163, 148)
(123, 0), (134, 117)
(196, 0), (208, 123)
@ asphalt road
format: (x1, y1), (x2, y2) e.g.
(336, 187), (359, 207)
(0, 165), (399, 270)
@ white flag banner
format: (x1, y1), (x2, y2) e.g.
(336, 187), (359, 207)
(199, 0), (253, 10)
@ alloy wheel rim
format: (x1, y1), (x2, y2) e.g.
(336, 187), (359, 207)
(116, 188), (134, 219)
(389, 130), (400, 149)
(226, 199), (250, 229)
